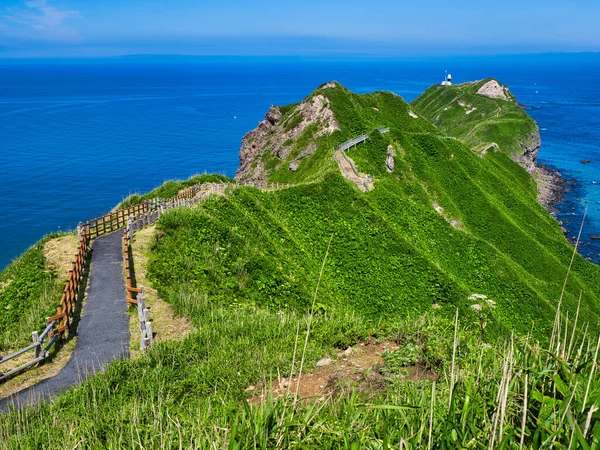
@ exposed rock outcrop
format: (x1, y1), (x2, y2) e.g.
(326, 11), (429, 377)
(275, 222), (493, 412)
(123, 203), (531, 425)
(386, 145), (396, 172)
(320, 81), (339, 89)
(536, 164), (567, 212)
(477, 80), (510, 100)
(235, 106), (281, 182)
(512, 129), (565, 212)
(235, 92), (340, 182)
(510, 129), (542, 175)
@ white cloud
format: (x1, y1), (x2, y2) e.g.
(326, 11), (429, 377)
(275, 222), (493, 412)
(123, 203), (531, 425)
(2, 0), (82, 42)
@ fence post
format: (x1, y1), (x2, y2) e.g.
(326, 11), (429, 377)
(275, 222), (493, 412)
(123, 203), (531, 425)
(145, 320), (153, 350)
(32, 331), (40, 358)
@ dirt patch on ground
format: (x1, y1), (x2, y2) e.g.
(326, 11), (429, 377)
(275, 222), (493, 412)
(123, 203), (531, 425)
(248, 338), (437, 403)
(432, 201), (463, 230)
(128, 226), (194, 356)
(0, 281), (11, 294)
(44, 234), (80, 279)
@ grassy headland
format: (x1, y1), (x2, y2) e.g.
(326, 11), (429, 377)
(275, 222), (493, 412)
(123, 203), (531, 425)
(411, 78), (539, 161)
(1, 81), (599, 447)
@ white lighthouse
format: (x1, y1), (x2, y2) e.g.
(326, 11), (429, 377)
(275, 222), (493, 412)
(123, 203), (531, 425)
(441, 71), (452, 86)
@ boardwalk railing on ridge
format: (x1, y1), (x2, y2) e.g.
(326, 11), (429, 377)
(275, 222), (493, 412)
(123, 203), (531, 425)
(337, 126), (390, 152)
(0, 180), (293, 379)
(338, 134), (368, 152)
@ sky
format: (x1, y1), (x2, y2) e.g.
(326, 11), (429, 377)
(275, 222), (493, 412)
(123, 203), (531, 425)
(0, 0), (599, 58)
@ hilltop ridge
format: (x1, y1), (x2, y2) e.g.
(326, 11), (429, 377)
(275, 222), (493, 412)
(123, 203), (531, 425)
(411, 78), (564, 210)
(235, 81), (436, 184)
(211, 81), (600, 338)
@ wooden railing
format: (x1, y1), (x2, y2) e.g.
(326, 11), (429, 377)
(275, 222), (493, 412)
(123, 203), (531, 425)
(1, 180), (295, 380)
(82, 201), (151, 240)
(0, 199), (151, 380)
(46, 230), (90, 338)
(0, 321), (58, 382)
(123, 221), (153, 351)
(135, 289), (153, 351)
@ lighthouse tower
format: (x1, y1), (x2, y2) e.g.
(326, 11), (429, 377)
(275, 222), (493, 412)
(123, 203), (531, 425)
(441, 71), (452, 86)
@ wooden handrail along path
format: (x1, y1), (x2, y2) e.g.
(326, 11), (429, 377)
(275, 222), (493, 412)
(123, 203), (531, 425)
(1, 180), (294, 383)
(121, 180), (293, 350)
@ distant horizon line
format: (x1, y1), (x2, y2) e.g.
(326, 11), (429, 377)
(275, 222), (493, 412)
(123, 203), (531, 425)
(0, 50), (599, 61)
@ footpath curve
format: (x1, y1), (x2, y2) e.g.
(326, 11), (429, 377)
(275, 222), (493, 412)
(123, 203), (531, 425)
(0, 232), (129, 411)
(0, 181), (292, 412)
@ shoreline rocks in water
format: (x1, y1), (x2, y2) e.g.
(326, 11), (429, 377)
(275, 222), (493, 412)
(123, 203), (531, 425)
(535, 163), (567, 213)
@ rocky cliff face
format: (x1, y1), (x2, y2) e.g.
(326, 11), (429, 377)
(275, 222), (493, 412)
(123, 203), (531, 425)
(235, 91), (340, 182)
(511, 121), (565, 211)
(515, 129), (542, 175)
(235, 106), (282, 182)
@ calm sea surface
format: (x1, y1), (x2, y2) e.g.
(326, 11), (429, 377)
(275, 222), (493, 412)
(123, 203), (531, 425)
(1, 54), (599, 270)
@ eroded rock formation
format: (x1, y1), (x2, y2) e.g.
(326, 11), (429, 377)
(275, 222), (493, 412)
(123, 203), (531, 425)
(235, 92), (340, 181)
(477, 80), (510, 100)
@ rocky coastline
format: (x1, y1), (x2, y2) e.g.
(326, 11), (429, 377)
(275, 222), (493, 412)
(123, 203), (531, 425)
(534, 159), (599, 264)
(535, 163), (567, 213)
(513, 120), (598, 263)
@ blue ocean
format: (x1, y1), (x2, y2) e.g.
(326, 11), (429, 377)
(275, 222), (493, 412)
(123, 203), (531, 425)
(1, 54), (599, 270)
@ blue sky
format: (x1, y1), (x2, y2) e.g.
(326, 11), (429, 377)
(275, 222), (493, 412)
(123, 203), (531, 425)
(0, 0), (599, 57)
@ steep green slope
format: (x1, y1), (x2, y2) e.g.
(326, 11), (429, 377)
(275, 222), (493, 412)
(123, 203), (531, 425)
(411, 78), (539, 164)
(151, 82), (599, 340)
(0, 234), (64, 351)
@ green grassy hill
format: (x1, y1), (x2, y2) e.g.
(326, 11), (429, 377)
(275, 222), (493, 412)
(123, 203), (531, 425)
(411, 78), (540, 167)
(216, 81), (598, 339)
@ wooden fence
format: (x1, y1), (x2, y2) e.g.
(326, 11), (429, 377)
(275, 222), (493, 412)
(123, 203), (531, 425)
(0, 321), (58, 382)
(122, 220), (153, 350)
(136, 289), (153, 351)
(0, 199), (150, 379)
(82, 201), (151, 240)
(1, 180), (294, 380)
(46, 230), (90, 338)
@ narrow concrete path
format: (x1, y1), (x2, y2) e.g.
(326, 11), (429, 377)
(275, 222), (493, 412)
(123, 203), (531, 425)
(333, 149), (374, 192)
(0, 231), (130, 411)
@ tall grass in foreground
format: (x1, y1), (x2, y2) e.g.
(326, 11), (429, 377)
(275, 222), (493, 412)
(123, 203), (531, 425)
(228, 306), (600, 449)
(1, 288), (599, 448)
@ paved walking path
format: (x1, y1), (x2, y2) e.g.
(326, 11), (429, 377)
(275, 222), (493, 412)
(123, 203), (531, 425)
(0, 231), (130, 411)
(333, 149), (374, 192)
